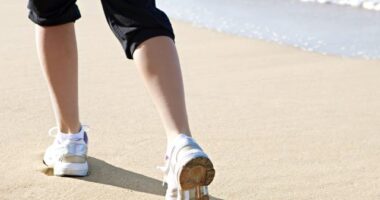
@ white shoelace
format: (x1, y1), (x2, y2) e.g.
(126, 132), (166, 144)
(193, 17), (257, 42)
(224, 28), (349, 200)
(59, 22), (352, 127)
(157, 137), (180, 186)
(157, 160), (170, 186)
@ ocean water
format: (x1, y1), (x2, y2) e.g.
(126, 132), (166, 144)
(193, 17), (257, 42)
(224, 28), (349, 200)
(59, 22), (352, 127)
(301, 0), (380, 11)
(157, 0), (380, 59)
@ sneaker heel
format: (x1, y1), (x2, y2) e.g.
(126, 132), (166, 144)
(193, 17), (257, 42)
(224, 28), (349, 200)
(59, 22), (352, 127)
(179, 157), (215, 190)
(179, 186), (209, 200)
(53, 162), (89, 177)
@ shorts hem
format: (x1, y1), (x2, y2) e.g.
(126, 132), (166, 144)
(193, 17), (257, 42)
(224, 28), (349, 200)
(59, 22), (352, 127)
(28, 6), (81, 27)
(127, 28), (175, 60)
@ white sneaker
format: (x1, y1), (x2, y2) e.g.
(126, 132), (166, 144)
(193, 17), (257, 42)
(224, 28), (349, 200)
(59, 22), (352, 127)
(43, 125), (89, 177)
(158, 134), (215, 200)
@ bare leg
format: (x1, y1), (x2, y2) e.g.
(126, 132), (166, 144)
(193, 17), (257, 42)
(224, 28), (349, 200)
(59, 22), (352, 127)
(35, 23), (81, 133)
(133, 37), (191, 144)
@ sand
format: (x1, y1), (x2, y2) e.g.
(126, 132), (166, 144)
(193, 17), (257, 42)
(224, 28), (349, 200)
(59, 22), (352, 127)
(1, 1), (379, 200)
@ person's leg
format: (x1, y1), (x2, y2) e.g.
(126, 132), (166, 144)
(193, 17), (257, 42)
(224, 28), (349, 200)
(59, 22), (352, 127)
(101, 1), (215, 197)
(35, 23), (81, 133)
(28, 0), (89, 177)
(133, 36), (191, 143)
(36, 23), (89, 176)
(134, 38), (217, 199)
(28, 0), (83, 133)
(100, 0), (185, 143)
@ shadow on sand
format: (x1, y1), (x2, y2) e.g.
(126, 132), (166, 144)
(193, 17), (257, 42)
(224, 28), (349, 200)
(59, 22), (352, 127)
(43, 157), (223, 199)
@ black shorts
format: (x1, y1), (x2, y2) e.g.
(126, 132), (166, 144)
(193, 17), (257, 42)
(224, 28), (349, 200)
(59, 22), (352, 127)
(27, 0), (175, 59)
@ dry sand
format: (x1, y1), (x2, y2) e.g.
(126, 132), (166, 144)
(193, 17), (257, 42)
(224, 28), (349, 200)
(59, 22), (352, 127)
(1, 1), (379, 200)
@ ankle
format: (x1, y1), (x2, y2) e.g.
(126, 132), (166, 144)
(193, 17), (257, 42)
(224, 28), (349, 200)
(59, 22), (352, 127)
(59, 123), (82, 134)
(166, 131), (191, 143)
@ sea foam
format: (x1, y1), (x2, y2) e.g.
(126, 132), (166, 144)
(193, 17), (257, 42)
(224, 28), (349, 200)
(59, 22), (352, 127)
(157, 0), (380, 60)
(300, 0), (380, 11)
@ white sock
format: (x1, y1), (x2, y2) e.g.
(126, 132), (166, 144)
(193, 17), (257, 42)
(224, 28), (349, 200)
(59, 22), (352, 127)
(57, 126), (84, 141)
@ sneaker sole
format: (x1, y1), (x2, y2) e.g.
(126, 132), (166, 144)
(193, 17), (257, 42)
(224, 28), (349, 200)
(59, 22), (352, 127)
(53, 162), (89, 177)
(178, 157), (215, 200)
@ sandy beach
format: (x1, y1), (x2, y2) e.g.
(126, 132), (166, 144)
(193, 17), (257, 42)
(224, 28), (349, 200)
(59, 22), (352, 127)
(1, 1), (379, 200)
